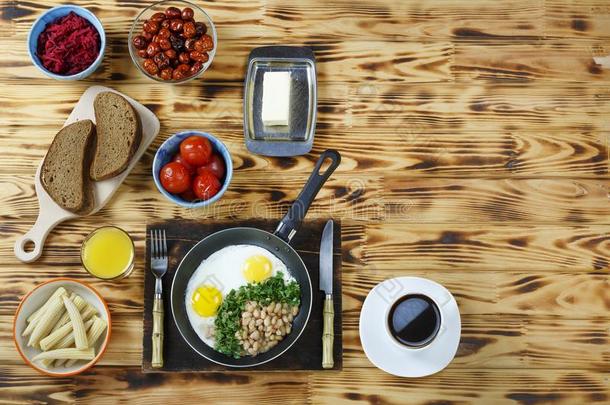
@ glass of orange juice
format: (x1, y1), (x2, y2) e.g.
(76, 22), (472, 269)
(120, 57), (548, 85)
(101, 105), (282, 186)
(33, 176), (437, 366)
(81, 226), (135, 280)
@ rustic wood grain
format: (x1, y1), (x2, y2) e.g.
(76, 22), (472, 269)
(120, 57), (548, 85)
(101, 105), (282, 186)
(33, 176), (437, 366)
(262, 0), (545, 40)
(453, 41), (610, 83)
(384, 177), (610, 224)
(1, 0), (610, 403)
(310, 368), (610, 405)
(364, 222), (610, 271)
(544, 0), (610, 39)
(1, 82), (608, 177)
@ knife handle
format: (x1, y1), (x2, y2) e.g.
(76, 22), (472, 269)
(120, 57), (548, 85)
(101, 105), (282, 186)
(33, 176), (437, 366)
(152, 295), (164, 368)
(322, 295), (334, 369)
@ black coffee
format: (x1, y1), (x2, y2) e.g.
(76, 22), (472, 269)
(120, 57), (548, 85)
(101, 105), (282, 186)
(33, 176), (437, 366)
(387, 294), (441, 347)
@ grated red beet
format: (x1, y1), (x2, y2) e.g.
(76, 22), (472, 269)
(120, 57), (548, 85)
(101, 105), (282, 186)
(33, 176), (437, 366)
(37, 12), (100, 75)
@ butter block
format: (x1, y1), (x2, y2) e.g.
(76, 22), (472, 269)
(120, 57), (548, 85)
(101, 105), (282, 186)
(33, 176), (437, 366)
(261, 71), (291, 126)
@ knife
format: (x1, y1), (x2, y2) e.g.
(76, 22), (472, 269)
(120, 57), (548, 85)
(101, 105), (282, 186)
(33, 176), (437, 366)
(320, 219), (334, 369)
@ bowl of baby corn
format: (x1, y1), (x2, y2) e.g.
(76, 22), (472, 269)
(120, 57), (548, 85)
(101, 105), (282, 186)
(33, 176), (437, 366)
(13, 278), (111, 376)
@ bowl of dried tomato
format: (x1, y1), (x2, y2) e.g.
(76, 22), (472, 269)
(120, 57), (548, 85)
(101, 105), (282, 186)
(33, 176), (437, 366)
(129, 0), (217, 83)
(28, 5), (105, 80)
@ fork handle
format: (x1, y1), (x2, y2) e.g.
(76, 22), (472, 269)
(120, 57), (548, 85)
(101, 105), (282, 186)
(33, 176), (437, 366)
(152, 295), (164, 368)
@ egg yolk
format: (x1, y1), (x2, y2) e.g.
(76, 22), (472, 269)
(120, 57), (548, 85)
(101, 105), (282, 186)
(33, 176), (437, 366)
(242, 255), (273, 283)
(191, 285), (223, 317)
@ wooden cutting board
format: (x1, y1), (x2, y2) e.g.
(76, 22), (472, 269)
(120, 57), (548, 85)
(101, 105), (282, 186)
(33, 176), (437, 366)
(142, 219), (342, 372)
(13, 85), (160, 263)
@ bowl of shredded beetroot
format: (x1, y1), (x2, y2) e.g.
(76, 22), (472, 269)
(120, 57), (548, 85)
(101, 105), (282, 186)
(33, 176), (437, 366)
(28, 6), (105, 80)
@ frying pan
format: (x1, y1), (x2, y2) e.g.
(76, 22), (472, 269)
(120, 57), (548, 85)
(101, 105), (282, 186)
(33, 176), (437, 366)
(171, 149), (341, 367)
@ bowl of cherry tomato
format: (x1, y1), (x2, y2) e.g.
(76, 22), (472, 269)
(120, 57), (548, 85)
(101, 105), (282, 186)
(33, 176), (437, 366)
(153, 131), (232, 208)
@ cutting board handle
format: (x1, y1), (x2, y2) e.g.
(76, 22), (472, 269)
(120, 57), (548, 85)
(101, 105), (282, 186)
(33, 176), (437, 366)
(14, 213), (65, 263)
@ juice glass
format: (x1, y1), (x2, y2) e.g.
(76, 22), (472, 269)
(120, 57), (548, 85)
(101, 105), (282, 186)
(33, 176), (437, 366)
(81, 226), (135, 280)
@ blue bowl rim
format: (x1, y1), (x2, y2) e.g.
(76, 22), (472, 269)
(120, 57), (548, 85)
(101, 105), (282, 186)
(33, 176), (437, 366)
(153, 131), (233, 208)
(27, 5), (106, 80)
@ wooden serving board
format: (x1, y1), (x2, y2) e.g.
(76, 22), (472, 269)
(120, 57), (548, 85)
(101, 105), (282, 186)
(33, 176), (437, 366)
(142, 219), (342, 372)
(13, 85), (160, 263)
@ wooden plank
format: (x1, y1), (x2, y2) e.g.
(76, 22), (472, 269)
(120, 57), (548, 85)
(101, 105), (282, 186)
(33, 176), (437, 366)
(263, 0), (544, 40)
(8, 310), (609, 370)
(322, 129), (609, 177)
(545, 0), (610, 39)
(310, 368), (610, 404)
(71, 367), (311, 404)
(2, 125), (607, 177)
(341, 314), (609, 369)
(0, 172), (385, 221)
(0, 220), (363, 297)
(0, 39), (453, 84)
(1, 364), (607, 404)
(454, 41), (610, 82)
(3, 82), (609, 132)
(0, 84), (608, 177)
(348, 82), (610, 132)
(0, 0), (548, 41)
(363, 222), (610, 271)
(340, 270), (610, 318)
(0, 0), (267, 39)
(2, 265), (607, 320)
(0, 365), (74, 404)
(384, 177), (610, 224)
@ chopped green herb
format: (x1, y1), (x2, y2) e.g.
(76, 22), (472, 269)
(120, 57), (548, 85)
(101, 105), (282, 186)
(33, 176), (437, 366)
(214, 273), (300, 358)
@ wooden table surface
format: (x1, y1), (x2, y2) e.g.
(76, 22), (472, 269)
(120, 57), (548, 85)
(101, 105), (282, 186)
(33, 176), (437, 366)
(1, 0), (609, 403)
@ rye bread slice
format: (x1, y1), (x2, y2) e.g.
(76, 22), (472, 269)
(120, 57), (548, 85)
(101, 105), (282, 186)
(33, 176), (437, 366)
(90, 92), (141, 181)
(41, 119), (96, 215)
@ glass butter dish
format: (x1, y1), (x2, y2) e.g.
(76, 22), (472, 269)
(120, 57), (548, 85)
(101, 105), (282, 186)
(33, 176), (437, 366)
(243, 46), (316, 156)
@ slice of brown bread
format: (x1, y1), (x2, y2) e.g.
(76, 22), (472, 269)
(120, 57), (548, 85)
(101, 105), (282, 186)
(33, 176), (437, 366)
(90, 92), (142, 181)
(41, 119), (96, 214)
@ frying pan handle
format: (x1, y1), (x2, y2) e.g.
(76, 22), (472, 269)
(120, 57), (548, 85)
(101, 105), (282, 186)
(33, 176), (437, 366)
(274, 150), (341, 243)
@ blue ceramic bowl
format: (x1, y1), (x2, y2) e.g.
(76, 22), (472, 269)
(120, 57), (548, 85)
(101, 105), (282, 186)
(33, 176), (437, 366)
(28, 5), (106, 80)
(153, 131), (233, 208)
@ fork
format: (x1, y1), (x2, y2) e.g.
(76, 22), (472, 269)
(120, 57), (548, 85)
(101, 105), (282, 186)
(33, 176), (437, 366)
(150, 229), (168, 368)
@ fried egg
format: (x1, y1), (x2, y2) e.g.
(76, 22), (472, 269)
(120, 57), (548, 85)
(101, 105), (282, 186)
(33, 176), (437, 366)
(185, 245), (292, 348)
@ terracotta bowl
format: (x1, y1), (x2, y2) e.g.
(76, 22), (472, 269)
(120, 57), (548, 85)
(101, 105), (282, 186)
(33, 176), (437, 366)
(13, 278), (111, 377)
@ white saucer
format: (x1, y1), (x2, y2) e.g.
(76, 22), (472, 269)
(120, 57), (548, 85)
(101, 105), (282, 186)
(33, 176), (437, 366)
(359, 277), (461, 377)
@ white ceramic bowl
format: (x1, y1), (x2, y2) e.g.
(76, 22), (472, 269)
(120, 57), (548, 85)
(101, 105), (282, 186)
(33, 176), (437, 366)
(13, 278), (111, 377)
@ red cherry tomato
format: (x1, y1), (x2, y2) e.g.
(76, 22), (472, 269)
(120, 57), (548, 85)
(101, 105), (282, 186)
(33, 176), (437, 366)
(180, 136), (212, 166)
(172, 153), (195, 175)
(193, 169), (221, 200)
(197, 154), (225, 179)
(160, 162), (191, 194)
